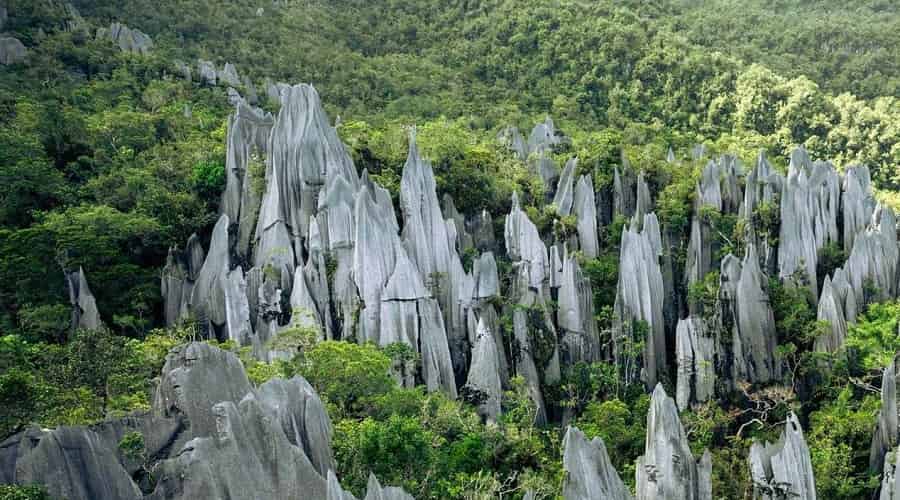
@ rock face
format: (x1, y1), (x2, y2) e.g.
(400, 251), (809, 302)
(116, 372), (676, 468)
(67, 267), (101, 330)
(399, 129), (468, 378)
(11, 427), (141, 500)
(777, 147), (840, 299)
(613, 213), (666, 388)
(147, 397), (328, 500)
(463, 318), (502, 424)
(814, 275), (849, 353)
(749, 412), (816, 500)
(880, 447), (900, 500)
(562, 426), (633, 500)
(3, 340), (388, 500)
(97, 22), (153, 54)
(0, 37), (26, 65)
(675, 316), (715, 411)
(871, 363), (899, 473)
(716, 244), (781, 387)
(573, 174), (599, 259)
(636, 385), (711, 500)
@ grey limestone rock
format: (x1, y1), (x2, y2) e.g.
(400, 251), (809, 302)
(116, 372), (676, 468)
(880, 447), (900, 500)
(498, 126), (527, 160)
(871, 363), (899, 473)
(219, 62), (241, 87)
(222, 101), (273, 259)
(0, 37), (26, 65)
(256, 376), (335, 477)
(399, 129), (469, 367)
(222, 268), (254, 346)
(99, 22), (153, 54)
(472, 251), (500, 299)
(463, 317), (503, 424)
(147, 398), (328, 500)
(573, 174), (599, 258)
(527, 116), (563, 156)
(675, 316), (716, 411)
(263, 84), (356, 259)
(558, 251), (599, 364)
(553, 158), (577, 216)
(612, 213), (666, 387)
(749, 412), (816, 500)
(562, 426), (633, 500)
(714, 244), (782, 389)
(364, 473), (415, 500)
(13, 426), (141, 500)
(778, 147), (842, 299)
(470, 209), (496, 252)
(190, 215), (232, 333)
(505, 192), (549, 289)
(198, 59), (217, 85)
(154, 342), (253, 440)
(67, 266), (101, 331)
(634, 170), (652, 224)
(813, 275), (849, 353)
(636, 384), (711, 500)
(842, 165), (876, 253)
(443, 194), (474, 253)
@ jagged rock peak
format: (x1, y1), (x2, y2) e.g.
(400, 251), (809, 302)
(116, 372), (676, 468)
(66, 266), (101, 331)
(675, 316), (715, 411)
(731, 244), (781, 385)
(814, 275), (849, 353)
(97, 22), (153, 54)
(190, 214), (235, 333)
(636, 384), (711, 500)
(562, 426), (633, 500)
(553, 157), (578, 216)
(749, 412), (816, 500)
(871, 362), (899, 473)
(613, 213), (666, 387)
(880, 447), (900, 500)
(505, 192), (549, 289)
(497, 125), (527, 160)
(573, 174), (599, 258)
(463, 317), (503, 424)
(364, 473), (415, 500)
(527, 116), (565, 156)
(265, 83), (357, 256)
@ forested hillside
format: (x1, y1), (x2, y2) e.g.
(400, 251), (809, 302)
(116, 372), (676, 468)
(1, 0), (900, 499)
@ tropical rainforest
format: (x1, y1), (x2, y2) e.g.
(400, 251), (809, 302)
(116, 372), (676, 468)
(2, 0), (900, 499)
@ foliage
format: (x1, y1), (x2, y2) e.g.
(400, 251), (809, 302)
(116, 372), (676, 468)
(573, 393), (650, 489)
(299, 341), (393, 415)
(0, 485), (51, 500)
(845, 301), (900, 372)
(118, 431), (146, 462)
(807, 387), (881, 499)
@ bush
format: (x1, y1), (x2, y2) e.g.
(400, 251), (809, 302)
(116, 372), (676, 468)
(299, 341), (394, 415)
